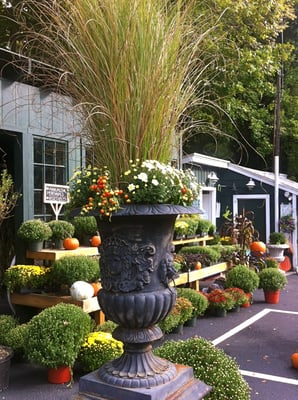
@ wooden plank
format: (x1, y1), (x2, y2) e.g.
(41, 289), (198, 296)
(170, 272), (188, 287)
(10, 291), (106, 325)
(26, 246), (99, 261)
(173, 236), (213, 246)
(188, 262), (228, 281)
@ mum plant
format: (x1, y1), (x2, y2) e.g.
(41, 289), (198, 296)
(17, 219), (52, 242)
(69, 159), (199, 218)
(177, 288), (208, 317)
(154, 338), (250, 400)
(24, 303), (92, 369)
(207, 289), (234, 311)
(225, 264), (260, 294)
(78, 331), (123, 373)
(4, 265), (51, 293)
(224, 287), (248, 307)
(48, 220), (75, 241)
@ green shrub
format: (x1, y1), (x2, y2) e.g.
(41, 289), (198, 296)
(196, 219), (211, 236)
(24, 303), (92, 368)
(269, 232), (286, 244)
(154, 338), (250, 400)
(48, 220), (75, 240)
(0, 314), (19, 345)
(17, 219), (52, 242)
(49, 255), (100, 290)
(72, 216), (98, 237)
(5, 323), (28, 359)
(97, 320), (118, 333)
(258, 268), (288, 291)
(177, 288), (208, 317)
(265, 258), (279, 269)
(225, 265), (259, 293)
(77, 331), (123, 373)
(179, 246), (221, 266)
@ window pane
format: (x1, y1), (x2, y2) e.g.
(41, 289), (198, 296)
(45, 141), (55, 165)
(34, 191), (43, 215)
(45, 166), (55, 183)
(56, 142), (67, 165)
(34, 139), (43, 163)
(56, 167), (66, 185)
(34, 165), (43, 189)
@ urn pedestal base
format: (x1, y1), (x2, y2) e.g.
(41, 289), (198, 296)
(75, 364), (212, 400)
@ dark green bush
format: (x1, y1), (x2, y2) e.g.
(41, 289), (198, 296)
(0, 314), (19, 345)
(154, 338), (250, 400)
(24, 303), (92, 368)
(179, 246), (221, 266)
(49, 255), (100, 289)
(5, 323), (28, 359)
(225, 265), (259, 293)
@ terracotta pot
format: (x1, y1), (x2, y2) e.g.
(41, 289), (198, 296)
(264, 290), (280, 304)
(47, 366), (71, 384)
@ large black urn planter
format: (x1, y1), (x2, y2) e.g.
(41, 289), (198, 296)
(77, 204), (211, 399)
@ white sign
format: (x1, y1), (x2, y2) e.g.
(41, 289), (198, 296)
(43, 184), (70, 220)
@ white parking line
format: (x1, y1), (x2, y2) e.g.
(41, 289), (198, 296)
(240, 370), (298, 385)
(212, 308), (298, 386)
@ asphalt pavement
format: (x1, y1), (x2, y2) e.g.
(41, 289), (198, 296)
(1, 272), (298, 400)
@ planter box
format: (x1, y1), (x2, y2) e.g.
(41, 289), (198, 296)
(9, 292), (105, 325)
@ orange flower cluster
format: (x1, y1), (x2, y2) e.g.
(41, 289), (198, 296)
(207, 289), (234, 310)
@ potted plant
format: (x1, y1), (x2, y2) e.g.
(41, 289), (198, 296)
(49, 255), (100, 293)
(159, 296), (193, 335)
(279, 215), (296, 234)
(77, 331), (123, 373)
(196, 219), (211, 237)
(48, 220), (75, 249)
(177, 288), (209, 326)
(258, 267), (288, 304)
(0, 345), (14, 391)
(207, 289), (235, 317)
(17, 219), (52, 251)
(4, 264), (51, 293)
(224, 287), (248, 312)
(267, 232), (289, 262)
(24, 303), (92, 383)
(71, 216), (98, 246)
(225, 264), (260, 294)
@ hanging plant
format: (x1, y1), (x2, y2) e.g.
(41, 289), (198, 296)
(279, 215), (296, 233)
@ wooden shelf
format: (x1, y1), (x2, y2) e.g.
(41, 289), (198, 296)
(10, 292), (105, 325)
(26, 246), (99, 261)
(173, 236), (213, 247)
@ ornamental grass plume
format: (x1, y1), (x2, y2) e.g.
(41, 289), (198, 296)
(14, 0), (216, 184)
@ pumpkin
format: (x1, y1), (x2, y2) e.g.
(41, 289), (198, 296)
(250, 241), (266, 254)
(194, 261), (202, 270)
(91, 281), (101, 296)
(70, 281), (94, 300)
(63, 237), (80, 250)
(291, 353), (298, 368)
(90, 235), (101, 247)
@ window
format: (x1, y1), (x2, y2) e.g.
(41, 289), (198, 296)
(33, 137), (68, 219)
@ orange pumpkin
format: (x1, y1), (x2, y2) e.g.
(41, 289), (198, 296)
(250, 241), (266, 254)
(63, 237), (80, 250)
(291, 353), (298, 368)
(194, 261), (202, 270)
(91, 281), (101, 296)
(90, 235), (101, 247)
